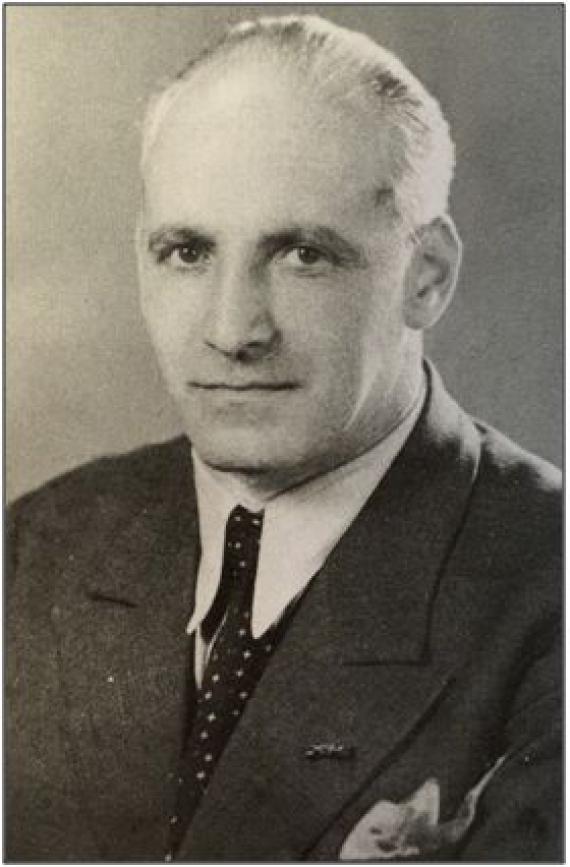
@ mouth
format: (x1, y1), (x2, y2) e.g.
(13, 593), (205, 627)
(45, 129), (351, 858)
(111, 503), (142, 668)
(188, 381), (299, 392)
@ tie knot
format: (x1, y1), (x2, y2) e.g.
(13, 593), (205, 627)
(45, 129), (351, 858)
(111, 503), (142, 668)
(227, 504), (263, 531)
(224, 506), (264, 565)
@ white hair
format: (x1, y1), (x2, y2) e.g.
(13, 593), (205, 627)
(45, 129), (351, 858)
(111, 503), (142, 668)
(141, 15), (455, 229)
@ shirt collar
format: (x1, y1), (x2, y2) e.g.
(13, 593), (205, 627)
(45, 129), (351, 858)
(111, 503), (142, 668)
(188, 378), (426, 639)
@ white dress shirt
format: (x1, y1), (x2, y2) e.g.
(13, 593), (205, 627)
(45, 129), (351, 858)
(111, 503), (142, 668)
(187, 379), (426, 684)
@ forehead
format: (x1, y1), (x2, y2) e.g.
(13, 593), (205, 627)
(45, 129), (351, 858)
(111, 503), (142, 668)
(142, 59), (395, 231)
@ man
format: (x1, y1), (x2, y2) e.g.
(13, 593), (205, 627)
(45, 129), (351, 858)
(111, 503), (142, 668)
(6, 15), (561, 862)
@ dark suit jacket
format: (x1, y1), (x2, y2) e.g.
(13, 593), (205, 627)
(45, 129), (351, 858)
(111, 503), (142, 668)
(6, 368), (562, 862)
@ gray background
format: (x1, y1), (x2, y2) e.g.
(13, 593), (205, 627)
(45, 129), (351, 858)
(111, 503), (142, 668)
(6, 4), (563, 501)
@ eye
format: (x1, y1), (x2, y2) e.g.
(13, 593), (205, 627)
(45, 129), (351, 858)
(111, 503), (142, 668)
(282, 245), (328, 267)
(148, 228), (215, 271)
(171, 243), (211, 266)
(295, 246), (323, 265)
(151, 237), (215, 270)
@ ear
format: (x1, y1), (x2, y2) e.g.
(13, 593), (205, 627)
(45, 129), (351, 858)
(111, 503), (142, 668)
(403, 215), (462, 331)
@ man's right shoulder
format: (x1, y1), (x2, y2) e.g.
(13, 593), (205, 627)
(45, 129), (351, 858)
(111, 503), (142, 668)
(8, 435), (193, 540)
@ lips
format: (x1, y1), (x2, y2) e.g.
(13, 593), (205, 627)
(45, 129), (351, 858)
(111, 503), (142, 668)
(188, 381), (298, 392)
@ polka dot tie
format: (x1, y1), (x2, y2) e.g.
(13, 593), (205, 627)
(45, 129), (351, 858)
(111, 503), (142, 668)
(168, 504), (292, 858)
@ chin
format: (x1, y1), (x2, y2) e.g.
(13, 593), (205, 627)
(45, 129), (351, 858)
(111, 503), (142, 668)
(189, 426), (319, 479)
(196, 442), (267, 469)
(194, 444), (288, 476)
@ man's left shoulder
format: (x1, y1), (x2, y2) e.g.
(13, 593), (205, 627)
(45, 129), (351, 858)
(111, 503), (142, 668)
(474, 419), (561, 514)
(461, 418), (561, 595)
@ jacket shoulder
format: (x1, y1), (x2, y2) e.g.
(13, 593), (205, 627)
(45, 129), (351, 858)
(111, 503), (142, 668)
(475, 421), (561, 514)
(463, 421), (561, 611)
(8, 436), (193, 539)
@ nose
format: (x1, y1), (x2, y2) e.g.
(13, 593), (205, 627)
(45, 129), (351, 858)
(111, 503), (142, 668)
(203, 262), (280, 361)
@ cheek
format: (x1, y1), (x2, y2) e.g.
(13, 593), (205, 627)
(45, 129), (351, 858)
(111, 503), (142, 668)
(139, 278), (201, 371)
(311, 279), (391, 355)
(323, 279), (405, 394)
(289, 293), (371, 398)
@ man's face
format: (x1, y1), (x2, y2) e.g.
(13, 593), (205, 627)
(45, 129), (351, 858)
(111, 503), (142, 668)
(137, 60), (420, 489)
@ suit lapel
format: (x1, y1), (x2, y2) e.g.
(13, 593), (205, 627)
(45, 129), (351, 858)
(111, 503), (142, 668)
(179, 368), (482, 860)
(54, 439), (200, 858)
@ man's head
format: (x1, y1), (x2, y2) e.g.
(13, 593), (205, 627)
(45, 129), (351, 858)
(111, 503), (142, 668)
(136, 15), (461, 494)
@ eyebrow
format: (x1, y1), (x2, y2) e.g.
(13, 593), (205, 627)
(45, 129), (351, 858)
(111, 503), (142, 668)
(147, 226), (214, 255)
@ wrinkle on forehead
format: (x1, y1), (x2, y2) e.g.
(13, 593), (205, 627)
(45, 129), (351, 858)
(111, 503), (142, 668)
(139, 54), (406, 256)
(142, 54), (397, 193)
